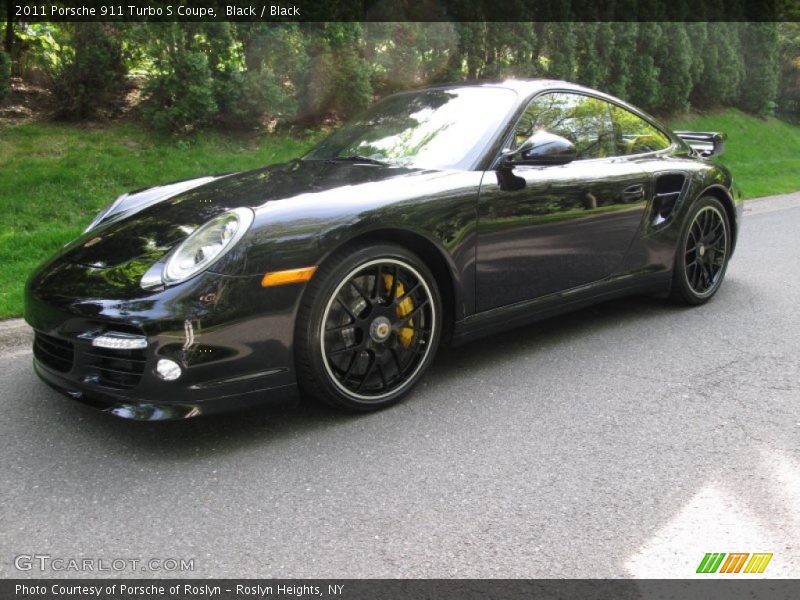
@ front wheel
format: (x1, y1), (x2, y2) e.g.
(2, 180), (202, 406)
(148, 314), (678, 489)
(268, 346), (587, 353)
(670, 196), (732, 305)
(295, 243), (442, 411)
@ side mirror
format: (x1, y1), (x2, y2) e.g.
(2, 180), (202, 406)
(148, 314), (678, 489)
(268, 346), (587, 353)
(501, 131), (577, 166)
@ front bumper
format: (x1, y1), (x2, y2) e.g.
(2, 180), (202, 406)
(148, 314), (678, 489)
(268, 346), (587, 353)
(25, 267), (304, 420)
(34, 357), (297, 420)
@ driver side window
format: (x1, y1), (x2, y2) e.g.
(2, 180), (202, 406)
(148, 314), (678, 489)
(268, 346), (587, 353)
(515, 92), (616, 160)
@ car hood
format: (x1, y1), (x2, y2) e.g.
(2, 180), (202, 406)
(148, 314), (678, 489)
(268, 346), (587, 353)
(57, 159), (429, 270)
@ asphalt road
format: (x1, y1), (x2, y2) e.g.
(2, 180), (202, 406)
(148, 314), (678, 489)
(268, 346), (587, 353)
(1, 194), (799, 579)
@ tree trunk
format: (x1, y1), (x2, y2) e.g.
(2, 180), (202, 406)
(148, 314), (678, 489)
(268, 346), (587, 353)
(4, 6), (14, 54)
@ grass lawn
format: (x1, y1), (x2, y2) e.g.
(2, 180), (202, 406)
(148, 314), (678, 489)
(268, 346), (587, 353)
(1, 108), (799, 318)
(668, 109), (800, 199)
(0, 122), (315, 318)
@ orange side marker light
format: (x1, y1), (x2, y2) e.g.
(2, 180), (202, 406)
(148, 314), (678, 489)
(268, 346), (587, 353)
(261, 266), (317, 287)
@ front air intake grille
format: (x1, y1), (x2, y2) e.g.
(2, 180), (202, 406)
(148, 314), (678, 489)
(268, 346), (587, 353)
(83, 346), (147, 390)
(33, 332), (75, 373)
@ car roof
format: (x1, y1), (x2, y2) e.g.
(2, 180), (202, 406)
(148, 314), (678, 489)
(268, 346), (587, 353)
(414, 78), (598, 98)
(412, 78), (662, 119)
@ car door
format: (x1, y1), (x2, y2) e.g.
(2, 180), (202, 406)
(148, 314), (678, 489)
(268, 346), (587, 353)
(476, 91), (651, 311)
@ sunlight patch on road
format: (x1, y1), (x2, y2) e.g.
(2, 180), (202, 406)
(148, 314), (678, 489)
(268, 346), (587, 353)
(624, 450), (800, 578)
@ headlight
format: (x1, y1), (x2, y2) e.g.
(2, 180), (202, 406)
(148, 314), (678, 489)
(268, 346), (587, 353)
(161, 207), (254, 285)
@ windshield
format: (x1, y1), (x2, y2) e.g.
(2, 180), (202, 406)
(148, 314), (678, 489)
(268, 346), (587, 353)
(304, 87), (518, 170)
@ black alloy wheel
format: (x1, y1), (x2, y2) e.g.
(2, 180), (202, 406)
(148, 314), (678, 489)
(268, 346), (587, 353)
(296, 243), (441, 410)
(671, 196), (731, 305)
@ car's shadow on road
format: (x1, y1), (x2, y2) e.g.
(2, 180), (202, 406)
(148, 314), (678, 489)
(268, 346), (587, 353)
(29, 291), (692, 458)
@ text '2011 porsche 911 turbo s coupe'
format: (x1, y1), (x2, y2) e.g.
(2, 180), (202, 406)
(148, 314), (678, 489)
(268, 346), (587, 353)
(25, 79), (741, 420)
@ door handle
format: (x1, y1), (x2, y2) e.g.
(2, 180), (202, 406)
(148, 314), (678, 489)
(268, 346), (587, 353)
(622, 184), (646, 202)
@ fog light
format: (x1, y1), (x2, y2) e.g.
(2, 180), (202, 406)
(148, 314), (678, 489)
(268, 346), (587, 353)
(155, 359), (182, 381)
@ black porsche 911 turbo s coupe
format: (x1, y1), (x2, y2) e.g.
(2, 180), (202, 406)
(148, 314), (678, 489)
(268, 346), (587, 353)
(25, 79), (740, 420)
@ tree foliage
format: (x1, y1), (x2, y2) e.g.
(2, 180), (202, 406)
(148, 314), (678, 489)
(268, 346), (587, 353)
(51, 23), (127, 120)
(2, 18), (796, 128)
(654, 23), (694, 113)
(739, 23), (780, 116)
(627, 23), (662, 111)
(692, 23), (745, 108)
(141, 48), (218, 132)
(778, 23), (800, 119)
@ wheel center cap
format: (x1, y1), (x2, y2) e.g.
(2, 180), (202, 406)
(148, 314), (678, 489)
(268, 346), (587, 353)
(370, 317), (392, 342)
(699, 244), (706, 257)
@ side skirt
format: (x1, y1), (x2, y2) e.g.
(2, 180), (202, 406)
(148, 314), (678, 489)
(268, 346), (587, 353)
(450, 271), (671, 346)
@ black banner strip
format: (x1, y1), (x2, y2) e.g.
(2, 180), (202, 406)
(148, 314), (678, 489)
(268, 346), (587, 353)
(4, 579), (800, 600)
(6, 0), (797, 22)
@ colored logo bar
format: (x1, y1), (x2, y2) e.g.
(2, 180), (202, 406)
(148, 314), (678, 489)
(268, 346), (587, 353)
(696, 553), (773, 574)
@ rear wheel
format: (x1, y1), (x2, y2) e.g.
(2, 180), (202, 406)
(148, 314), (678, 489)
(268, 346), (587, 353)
(670, 196), (731, 305)
(295, 243), (441, 410)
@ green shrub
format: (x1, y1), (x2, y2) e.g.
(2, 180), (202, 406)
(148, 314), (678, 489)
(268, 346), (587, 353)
(52, 23), (127, 120)
(300, 23), (373, 122)
(778, 23), (800, 119)
(224, 69), (297, 128)
(655, 24), (694, 114)
(627, 23), (663, 112)
(331, 46), (373, 119)
(739, 23), (780, 116)
(141, 51), (218, 132)
(692, 23), (745, 108)
(0, 50), (10, 104)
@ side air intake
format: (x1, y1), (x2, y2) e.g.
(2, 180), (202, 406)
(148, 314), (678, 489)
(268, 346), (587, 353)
(652, 173), (687, 226)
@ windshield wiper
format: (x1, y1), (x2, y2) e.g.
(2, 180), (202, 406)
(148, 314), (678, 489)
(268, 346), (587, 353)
(325, 155), (388, 166)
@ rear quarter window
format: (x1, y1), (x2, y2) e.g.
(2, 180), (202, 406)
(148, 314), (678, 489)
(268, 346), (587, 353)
(610, 105), (671, 155)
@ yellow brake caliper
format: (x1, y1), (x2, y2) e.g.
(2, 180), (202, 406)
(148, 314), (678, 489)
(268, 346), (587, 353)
(383, 274), (414, 348)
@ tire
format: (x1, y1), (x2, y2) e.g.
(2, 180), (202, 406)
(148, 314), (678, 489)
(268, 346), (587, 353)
(670, 196), (732, 305)
(295, 242), (442, 411)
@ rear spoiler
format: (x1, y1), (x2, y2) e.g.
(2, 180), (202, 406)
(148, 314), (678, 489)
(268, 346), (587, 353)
(674, 131), (726, 157)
